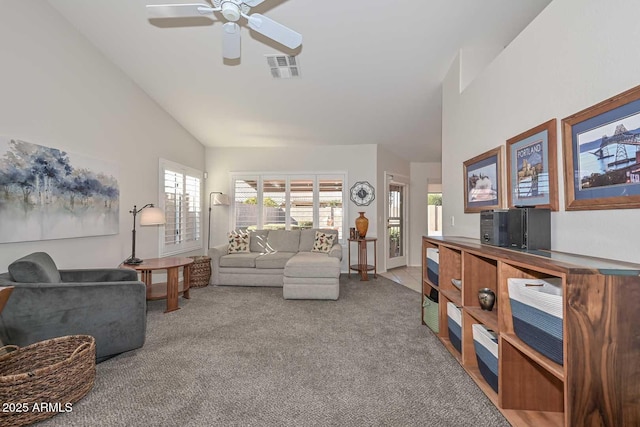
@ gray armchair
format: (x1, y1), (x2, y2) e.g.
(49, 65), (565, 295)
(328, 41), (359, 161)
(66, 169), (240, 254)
(0, 252), (146, 362)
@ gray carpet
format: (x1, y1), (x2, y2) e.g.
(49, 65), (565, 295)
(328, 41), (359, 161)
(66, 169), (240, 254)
(40, 275), (508, 427)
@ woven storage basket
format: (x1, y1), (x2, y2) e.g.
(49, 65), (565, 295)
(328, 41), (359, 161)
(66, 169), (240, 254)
(189, 256), (211, 288)
(447, 302), (462, 354)
(472, 324), (499, 393)
(508, 277), (563, 365)
(0, 335), (96, 427)
(426, 248), (439, 286)
(422, 296), (439, 333)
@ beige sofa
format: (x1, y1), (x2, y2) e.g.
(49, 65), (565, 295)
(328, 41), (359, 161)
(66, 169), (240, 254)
(209, 229), (342, 300)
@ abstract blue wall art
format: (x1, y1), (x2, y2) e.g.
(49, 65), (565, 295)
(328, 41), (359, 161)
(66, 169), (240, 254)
(0, 138), (119, 243)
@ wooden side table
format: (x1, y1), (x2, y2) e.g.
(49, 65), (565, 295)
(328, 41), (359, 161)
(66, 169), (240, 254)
(348, 238), (377, 281)
(121, 257), (193, 313)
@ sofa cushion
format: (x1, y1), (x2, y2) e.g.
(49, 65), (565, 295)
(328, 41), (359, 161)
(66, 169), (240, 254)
(266, 230), (300, 253)
(8, 252), (61, 283)
(249, 230), (270, 253)
(311, 231), (336, 253)
(255, 252), (296, 269)
(284, 252), (340, 279)
(299, 229), (339, 252)
(220, 253), (261, 268)
(228, 231), (250, 253)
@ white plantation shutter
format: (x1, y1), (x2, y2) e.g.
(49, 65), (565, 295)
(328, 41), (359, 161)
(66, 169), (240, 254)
(164, 170), (182, 246)
(290, 179), (314, 229)
(263, 178), (286, 229)
(160, 159), (202, 255)
(319, 179), (343, 240)
(233, 178), (258, 232)
(184, 175), (201, 243)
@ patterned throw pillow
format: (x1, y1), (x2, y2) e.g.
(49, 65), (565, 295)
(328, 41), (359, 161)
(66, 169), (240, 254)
(227, 231), (250, 253)
(311, 231), (336, 253)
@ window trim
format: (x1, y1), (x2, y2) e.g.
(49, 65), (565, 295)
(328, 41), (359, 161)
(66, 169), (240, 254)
(158, 158), (203, 256)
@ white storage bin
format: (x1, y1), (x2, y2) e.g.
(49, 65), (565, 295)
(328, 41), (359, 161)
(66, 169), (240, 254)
(472, 324), (498, 393)
(426, 248), (439, 286)
(507, 277), (563, 365)
(446, 302), (462, 353)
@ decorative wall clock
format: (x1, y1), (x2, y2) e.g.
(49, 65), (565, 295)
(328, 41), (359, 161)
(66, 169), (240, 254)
(350, 181), (375, 206)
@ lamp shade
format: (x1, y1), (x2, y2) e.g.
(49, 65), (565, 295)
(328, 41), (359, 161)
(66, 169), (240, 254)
(140, 207), (166, 225)
(212, 193), (230, 206)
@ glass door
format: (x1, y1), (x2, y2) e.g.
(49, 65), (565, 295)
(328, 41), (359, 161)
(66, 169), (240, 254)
(387, 183), (406, 269)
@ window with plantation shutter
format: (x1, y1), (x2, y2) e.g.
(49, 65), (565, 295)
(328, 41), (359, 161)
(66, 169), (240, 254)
(231, 174), (345, 241)
(159, 159), (203, 255)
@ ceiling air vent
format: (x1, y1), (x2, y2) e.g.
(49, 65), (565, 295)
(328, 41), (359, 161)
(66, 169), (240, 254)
(265, 55), (300, 79)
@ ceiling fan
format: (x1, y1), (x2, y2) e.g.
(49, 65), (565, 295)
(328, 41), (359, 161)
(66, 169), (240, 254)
(146, 1), (302, 60)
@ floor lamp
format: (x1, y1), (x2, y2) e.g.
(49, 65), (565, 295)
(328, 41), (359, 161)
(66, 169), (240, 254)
(208, 192), (230, 250)
(124, 204), (166, 265)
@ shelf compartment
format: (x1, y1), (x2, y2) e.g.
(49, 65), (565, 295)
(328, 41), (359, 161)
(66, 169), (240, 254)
(439, 245), (462, 294)
(502, 333), (564, 381)
(498, 261), (564, 338)
(463, 252), (498, 316)
(500, 336), (564, 414)
(463, 312), (499, 394)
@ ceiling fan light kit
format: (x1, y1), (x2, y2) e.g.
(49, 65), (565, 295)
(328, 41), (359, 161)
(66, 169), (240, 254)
(222, 22), (241, 59)
(221, 2), (241, 21)
(146, 0), (302, 60)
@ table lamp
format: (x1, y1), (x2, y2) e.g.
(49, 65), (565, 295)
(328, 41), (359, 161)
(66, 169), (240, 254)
(124, 204), (166, 265)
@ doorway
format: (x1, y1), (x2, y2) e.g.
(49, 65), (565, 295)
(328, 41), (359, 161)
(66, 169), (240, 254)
(387, 181), (407, 269)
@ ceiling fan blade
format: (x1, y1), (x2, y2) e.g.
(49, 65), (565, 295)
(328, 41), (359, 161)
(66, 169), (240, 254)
(222, 23), (241, 59)
(246, 13), (302, 49)
(243, 0), (267, 7)
(146, 3), (217, 19)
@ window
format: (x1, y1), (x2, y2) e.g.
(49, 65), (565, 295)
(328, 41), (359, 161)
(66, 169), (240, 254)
(160, 159), (203, 255)
(232, 174), (345, 241)
(427, 182), (442, 237)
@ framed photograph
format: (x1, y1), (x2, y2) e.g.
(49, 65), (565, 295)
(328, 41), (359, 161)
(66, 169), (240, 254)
(463, 146), (503, 213)
(562, 85), (640, 210)
(506, 119), (558, 211)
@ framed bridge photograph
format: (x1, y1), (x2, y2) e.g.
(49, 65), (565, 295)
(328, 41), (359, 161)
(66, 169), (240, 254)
(506, 119), (558, 211)
(562, 85), (640, 210)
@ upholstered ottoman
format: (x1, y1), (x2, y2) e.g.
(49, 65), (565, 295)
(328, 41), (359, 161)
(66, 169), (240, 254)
(283, 252), (340, 300)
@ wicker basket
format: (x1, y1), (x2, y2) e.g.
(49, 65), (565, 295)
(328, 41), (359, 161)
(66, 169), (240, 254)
(0, 335), (96, 427)
(189, 256), (211, 288)
(422, 296), (439, 333)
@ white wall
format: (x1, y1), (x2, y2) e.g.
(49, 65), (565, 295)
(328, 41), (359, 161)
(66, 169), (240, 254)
(442, 0), (640, 263)
(205, 145), (377, 271)
(409, 162), (442, 266)
(0, 2), (205, 271)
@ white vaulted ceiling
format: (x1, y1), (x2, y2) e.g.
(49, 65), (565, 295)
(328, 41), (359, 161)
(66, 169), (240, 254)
(47, 0), (551, 162)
